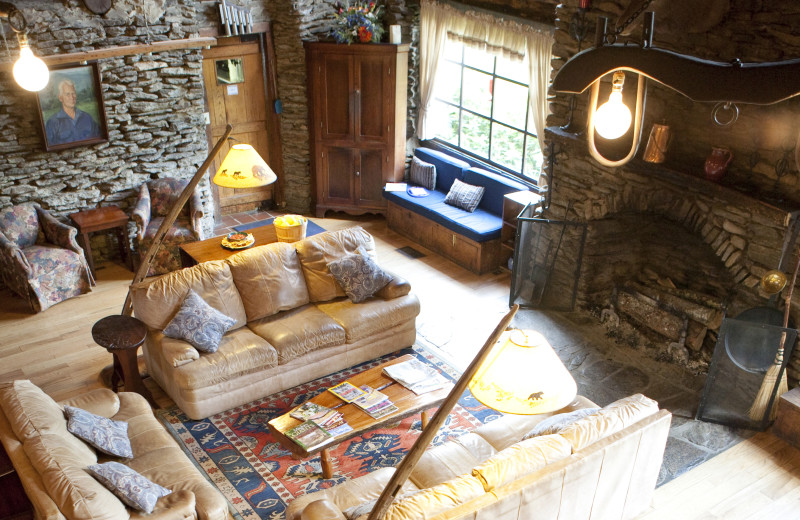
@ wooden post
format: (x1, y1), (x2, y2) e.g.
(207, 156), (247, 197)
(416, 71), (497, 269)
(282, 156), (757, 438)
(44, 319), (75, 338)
(366, 305), (519, 520)
(121, 124), (233, 316)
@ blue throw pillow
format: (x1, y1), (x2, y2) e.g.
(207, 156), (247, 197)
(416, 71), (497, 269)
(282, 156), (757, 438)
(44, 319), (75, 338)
(87, 461), (171, 513)
(444, 178), (485, 213)
(163, 289), (236, 353)
(328, 246), (392, 303)
(64, 405), (133, 458)
(409, 156), (436, 190)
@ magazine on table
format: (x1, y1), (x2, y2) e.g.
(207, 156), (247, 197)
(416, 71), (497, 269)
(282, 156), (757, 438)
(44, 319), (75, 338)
(313, 410), (353, 437)
(290, 401), (332, 422)
(353, 385), (398, 419)
(328, 381), (367, 402)
(383, 358), (449, 395)
(285, 420), (333, 451)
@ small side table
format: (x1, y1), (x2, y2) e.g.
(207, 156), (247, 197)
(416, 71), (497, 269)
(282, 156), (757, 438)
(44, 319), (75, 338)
(69, 206), (131, 275)
(92, 315), (157, 408)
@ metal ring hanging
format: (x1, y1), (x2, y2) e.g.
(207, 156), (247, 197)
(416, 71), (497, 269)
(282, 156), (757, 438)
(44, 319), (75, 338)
(712, 102), (739, 127)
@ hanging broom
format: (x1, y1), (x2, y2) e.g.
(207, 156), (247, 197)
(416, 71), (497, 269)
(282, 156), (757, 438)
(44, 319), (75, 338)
(748, 251), (800, 421)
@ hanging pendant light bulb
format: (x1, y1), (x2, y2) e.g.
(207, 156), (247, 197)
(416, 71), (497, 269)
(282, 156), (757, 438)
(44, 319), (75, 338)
(594, 71), (631, 140)
(13, 34), (48, 92)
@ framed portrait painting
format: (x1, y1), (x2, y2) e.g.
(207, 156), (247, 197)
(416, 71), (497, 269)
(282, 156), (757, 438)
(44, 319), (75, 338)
(36, 62), (108, 151)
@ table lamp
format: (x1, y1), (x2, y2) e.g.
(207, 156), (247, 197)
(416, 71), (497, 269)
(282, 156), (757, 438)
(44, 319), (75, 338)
(123, 124), (275, 314)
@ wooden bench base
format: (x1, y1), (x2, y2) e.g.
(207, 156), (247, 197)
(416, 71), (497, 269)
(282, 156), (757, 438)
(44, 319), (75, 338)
(387, 202), (501, 274)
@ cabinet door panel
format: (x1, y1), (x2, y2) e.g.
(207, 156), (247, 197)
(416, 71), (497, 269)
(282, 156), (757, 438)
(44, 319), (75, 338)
(356, 55), (389, 142)
(357, 148), (385, 206)
(324, 146), (355, 202)
(320, 54), (353, 140)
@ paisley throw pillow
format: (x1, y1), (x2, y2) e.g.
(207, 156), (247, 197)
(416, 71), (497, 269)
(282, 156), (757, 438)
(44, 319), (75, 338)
(328, 246), (392, 303)
(64, 405), (133, 458)
(88, 461), (171, 513)
(163, 289), (236, 353)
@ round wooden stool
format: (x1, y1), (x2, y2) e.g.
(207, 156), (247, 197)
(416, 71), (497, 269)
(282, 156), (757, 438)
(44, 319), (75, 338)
(92, 315), (157, 408)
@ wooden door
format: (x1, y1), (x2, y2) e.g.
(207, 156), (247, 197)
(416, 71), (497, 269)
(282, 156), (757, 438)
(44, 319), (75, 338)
(322, 145), (356, 205)
(356, 147), (385, 207)
(203, 38), (274, 215)
(317, 53), (354, 142)
(354, 54), (391, 143)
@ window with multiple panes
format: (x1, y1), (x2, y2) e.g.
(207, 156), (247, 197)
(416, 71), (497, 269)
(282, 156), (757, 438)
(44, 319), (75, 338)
(430, 38), (543, 183)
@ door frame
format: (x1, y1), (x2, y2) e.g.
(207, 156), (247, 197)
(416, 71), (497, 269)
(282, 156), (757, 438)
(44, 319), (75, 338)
(201, 25), (284, 221)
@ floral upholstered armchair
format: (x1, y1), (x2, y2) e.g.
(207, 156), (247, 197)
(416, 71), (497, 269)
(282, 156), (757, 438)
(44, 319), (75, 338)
(0, 203), (94, 312)
(132, 177), (205, 276)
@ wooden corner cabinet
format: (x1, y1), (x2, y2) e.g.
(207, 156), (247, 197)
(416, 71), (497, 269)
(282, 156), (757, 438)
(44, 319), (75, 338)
(305, 41), (409, 218)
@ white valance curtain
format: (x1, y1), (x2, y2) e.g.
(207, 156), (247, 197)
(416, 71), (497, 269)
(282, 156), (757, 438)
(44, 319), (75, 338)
(418, 0), (555, 164)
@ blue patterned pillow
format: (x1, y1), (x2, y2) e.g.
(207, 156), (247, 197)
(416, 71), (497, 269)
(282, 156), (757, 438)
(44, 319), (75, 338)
(64, 405), (133, 458)
(87, 461), (171, 513)
(444, 178), (485, 213)
(328, 246), (392, 303)
(409, 156), (436, 190)
(163, 289), (236, 353)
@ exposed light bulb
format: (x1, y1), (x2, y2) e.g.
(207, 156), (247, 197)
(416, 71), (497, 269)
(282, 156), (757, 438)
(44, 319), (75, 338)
(13, 45), (49, 92)
(594, 71), (631, 140)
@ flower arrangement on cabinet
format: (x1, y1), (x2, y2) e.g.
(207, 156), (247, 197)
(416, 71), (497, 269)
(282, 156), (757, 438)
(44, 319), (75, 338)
(331, 1), (385, 44)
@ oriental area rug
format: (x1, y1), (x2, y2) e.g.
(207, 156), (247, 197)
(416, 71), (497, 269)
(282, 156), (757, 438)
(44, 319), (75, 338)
(157, 345), (500, 520)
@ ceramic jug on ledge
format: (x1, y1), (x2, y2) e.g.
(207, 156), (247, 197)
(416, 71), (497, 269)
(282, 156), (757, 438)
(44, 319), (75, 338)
(704, 146), (733, 182)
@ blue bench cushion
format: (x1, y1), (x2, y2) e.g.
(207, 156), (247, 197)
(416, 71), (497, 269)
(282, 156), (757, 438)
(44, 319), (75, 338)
(384, 189), (502, 243)
(415, 147), (469, 193)
(463, 168), (528, 216)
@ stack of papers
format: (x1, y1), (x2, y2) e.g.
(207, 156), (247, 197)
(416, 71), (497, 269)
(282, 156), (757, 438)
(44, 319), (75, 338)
(353, 385), (398, 419)
(382, 359), (449, 395)
(290, 402), (353, 437)
(290, 401), (331, 421)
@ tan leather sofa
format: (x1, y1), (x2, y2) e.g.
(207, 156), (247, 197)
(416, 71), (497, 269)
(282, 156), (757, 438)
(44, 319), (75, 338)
(0, 380), (230, 520)
(131, 227), (420, 420)
(287, 394), (672, 520)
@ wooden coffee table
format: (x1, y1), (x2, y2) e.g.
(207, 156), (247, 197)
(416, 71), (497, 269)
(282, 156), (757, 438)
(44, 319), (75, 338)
(179, 225), (279, 267)
(268, 354), (452, 479)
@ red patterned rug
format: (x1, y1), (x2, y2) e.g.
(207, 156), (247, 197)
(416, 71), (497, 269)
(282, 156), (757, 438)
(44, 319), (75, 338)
(158, 345), (502, 520)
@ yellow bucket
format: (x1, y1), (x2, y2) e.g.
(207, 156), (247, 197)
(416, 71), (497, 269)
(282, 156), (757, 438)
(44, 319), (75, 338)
(273, 215), (308, 243)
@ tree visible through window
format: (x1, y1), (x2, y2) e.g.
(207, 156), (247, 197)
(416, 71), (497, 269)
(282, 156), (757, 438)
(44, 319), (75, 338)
(430, 38), (543, 182)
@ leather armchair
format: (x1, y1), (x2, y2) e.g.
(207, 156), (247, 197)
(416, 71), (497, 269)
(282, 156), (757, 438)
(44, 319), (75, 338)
(132, 177), (205, 276)
(0, 203), (94, 312)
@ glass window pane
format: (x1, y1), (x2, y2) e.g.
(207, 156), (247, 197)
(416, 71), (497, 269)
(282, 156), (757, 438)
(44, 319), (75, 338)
(493, 79), (528, 129)
(464, 45), (494, 73)
(443, 38), (464, 63)
(490, 123), (524, 172)
(461, 112), (490, 158)
(434, 61), (462, 105)
(432, 101), (459, 145)
(462, 68), (492, 117)
(524, 135), (543, 181)
(495, 54), (528, 84)
(215, 58), (244, 84)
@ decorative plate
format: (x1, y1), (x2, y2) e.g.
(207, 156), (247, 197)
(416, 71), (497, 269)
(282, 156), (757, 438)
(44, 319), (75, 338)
(221, 232), (255, 250)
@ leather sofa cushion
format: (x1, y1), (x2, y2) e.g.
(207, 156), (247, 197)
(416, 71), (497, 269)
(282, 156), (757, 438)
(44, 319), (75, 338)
(248, 304), (346, 364)
(475, 396), (598, 451)
(227, 242), (310, 321)
(0, 380), (72, 441)
(24, 433), (126, 520)
(410, 432), (497, 489)
(295, 227), (377, 302)
(317, 294), (420, 342)
(384, 474), (485, 520)
(471, 434), (571, 491)
(559, 393), (659, 452)
(131, 260), (248, 330)
(113, 393), (229, 520)
(172, 326), (279, 389)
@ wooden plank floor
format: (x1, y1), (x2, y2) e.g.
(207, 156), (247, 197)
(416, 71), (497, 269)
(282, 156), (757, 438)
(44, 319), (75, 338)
(1, 212), (800, 516)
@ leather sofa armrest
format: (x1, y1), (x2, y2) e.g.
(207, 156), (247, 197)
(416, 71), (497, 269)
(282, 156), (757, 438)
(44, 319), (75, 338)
(300, 499), (347, 520)
(60, 388), (120, 418)
(141, 490), (197, 520)
(375, 271), (411, 300)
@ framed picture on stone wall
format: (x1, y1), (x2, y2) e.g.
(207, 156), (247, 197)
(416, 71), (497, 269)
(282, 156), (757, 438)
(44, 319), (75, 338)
(36, 61), (108, 152)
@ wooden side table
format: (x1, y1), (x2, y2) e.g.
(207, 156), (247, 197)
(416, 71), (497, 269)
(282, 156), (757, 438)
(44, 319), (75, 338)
(92, 315), (157, 408)
(69, 206), (131, 275)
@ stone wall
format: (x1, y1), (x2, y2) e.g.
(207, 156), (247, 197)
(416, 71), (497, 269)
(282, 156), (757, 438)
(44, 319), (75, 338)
(542, 1), (800, 378)
(0, 0), (421, 268)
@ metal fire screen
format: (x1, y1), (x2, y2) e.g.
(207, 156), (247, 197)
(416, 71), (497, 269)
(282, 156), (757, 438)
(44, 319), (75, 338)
(510, 203), (587, 311)
(696, 315), (797, 431)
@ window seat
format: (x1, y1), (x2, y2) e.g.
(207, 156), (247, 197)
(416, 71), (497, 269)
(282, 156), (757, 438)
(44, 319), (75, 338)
(384, 147), (529, 274)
